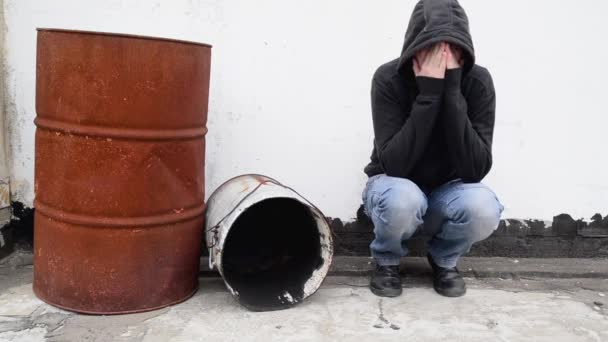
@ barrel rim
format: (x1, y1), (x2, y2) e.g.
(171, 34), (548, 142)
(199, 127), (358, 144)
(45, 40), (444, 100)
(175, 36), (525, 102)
(205, 174), (333, 229)
(205, 174), (280, 207)
(37, 28), (212, 48)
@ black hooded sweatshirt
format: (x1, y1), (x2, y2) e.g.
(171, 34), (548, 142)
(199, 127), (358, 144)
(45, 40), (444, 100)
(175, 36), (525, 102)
(364, 0), (496, 192)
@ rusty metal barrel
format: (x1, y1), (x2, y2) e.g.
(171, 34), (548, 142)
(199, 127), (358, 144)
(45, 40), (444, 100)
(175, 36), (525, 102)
(33, 29), (211, 314)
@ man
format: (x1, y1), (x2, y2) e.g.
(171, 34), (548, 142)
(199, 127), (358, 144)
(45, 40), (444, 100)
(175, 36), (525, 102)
(363, 0), (503, 298)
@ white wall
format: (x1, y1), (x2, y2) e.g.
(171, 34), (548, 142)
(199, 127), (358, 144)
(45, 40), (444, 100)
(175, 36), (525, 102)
(4, 0), (608, 221)
(0, 0), (11, 214)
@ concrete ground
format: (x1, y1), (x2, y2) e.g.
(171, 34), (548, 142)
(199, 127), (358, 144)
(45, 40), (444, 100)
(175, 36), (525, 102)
(1, 253), (607, 342)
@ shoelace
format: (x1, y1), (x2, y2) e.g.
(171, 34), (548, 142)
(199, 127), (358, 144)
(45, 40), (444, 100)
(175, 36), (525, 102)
(377, 265), (400, 277)
(437, 267), (462, 281)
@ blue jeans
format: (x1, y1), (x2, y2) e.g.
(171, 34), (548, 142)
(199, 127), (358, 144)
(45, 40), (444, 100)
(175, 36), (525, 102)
(362, 175), (504, 268)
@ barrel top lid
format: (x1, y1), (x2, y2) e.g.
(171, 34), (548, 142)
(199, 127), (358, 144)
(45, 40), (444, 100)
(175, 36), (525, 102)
(37, 28), (212, 48)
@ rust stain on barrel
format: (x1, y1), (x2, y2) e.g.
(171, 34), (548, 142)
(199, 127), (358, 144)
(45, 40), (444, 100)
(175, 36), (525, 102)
(33, 29), (211, 314)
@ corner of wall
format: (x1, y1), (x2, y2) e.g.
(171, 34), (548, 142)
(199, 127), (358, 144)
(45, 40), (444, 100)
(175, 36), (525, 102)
(0, 0), (13, 227)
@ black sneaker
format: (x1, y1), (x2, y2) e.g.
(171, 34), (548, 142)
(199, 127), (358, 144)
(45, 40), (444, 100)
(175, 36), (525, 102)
(427, 254), (466, 297)
(370, 265), (402, 297)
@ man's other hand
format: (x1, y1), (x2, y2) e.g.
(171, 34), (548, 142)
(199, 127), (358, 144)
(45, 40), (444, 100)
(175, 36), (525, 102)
(413, 42), (447, 79)
(446, 44), (464, 70)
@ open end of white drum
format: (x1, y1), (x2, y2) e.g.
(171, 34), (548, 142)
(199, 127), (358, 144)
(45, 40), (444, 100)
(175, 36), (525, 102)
(221, 198), (325, 311)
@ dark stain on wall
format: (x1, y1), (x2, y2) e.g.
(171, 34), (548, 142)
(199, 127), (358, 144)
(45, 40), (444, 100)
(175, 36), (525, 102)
(330, 206), (608, 258)
(5, 202), (608, 258)
(0, 222), (14, 260)
(9, 202), (34, 250)
(0, 202), (34, 260)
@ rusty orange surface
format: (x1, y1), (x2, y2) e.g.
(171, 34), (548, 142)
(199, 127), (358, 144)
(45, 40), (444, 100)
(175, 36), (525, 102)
(33, 29), (211, 314)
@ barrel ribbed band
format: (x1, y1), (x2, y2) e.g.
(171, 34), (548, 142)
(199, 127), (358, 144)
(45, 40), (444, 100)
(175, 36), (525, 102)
(35, 200), (205, 227)
(35, 117), (207, 141)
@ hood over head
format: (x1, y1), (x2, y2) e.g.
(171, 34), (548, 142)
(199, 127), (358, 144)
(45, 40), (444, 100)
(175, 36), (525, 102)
(398, 0), (475, 76)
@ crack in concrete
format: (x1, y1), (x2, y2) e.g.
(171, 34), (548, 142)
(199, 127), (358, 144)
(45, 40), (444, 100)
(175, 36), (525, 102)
(141, 308), (170, 323)
(486, 319), (499, 330)
(0, 317), (35, 334)
(47, 316), (68, 333)
(373, 299), (400, 330)
(377, 299), (389, 325)
(139, 326), (150, 342)
(0, 307), (72, 339)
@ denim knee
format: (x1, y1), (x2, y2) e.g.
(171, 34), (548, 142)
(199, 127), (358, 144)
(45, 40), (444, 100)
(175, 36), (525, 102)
(447, 189), (503, 242)
(374, 179), (427, 236)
